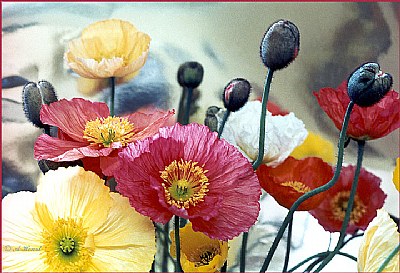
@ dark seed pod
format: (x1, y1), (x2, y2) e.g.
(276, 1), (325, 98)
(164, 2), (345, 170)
(347, 62), (393, 107)
(38, 80), (58, 105)
(22, 82), (45, 128)
(222, 78), (251, 112)
(177, 61), (204, 89)
(260, 19), (300, 71)
(204, 106), (222, 132)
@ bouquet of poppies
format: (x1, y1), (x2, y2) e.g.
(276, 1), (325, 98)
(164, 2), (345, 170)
(2, 18), (399, 272)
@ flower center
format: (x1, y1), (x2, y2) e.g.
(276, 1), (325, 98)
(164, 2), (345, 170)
(83, 116), (135, 147)
(160, 159), (209, 209)
(187, 245), (220, 267)
(331, 191), (367, 224)
(42, 218), (94, 272)
(281, 181), (311, 193)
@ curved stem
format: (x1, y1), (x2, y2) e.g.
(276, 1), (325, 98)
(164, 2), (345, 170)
(174, 216), (183, 272)
(315, 140), (365, 272)
(288, 251), (356, 272)
(239, 232), (249, 272)
(183, 87), (193, 125)
(282, 217), (293, 272)
(217, 110), (231, 138)
(109, 77), (116, 116)
(377, 243), (400, 272)
(252, 68), (274, 170)
(259, 101), (355, 272)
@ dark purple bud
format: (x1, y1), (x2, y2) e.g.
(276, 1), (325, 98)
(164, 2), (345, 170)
(177, 61), (204, 89)
(260, 19), (300, 71)
(223, 78), (251, 112)
(347, 62), (393, 107)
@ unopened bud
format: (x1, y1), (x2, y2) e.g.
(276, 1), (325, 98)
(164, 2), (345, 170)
(177, 61), (204, 89)
(223, 78), (251, 112)
(347, 62), (393, 107)
(260, 19), (300, 71)
(204, 106), (222, 132)
(22, 80), (58, 128)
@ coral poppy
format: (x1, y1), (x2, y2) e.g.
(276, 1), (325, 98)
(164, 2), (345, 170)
(115, 123), (261, 240)
(2, 166), (156, 272)
(219, 101), (307, 167)
(314, 81), (400, 140)
(393, 157), (399, 192)
(310, 165), (386, 234)
(65, 19), (151, 79)
(170, 222), (228, 272)
(358, 209), (399, 272)
(34, 98), (174, 177)
(290, 131), (335, 164)
(256, 156), (333, 210)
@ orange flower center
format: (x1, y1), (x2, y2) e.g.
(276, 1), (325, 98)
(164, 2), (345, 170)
(160, 159), (209, 209)
(331, 191), (367, 224)
(83, 116), (135, 147)
(281, 181), (311, 193)
(187, 244), (220, 267)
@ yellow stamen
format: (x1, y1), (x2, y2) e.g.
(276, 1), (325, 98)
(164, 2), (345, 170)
(83, 116), (135, 147)
(187, 244), (220, 267)
(160, 159), (209, 209)
(281, 181), (311, 193)
(331, 191), (367, 224)
(42, 218), (94, 272)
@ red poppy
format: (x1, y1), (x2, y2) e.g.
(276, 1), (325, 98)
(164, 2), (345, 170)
(314, 81), (399, 140)
(34, 98), (174, 177)
(309, 165), (386, 234)
(114, 123), (262, 240)
(256, 156), (333, 210)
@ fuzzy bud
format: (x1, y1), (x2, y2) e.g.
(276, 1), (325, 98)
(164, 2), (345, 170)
(260, 19), (300, 71)
(22, 80), (58, 128)
(204, 106), (222, 132)
(347, 62), (393, 107)
(223, 78), (251, 112)
(177, 61), (204, 89)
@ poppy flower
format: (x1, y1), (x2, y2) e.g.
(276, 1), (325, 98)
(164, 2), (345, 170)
(256, 156), (333, 210)
(2, 166), (156, 272)
(170, 222), (228, 272)
(314, 81), (400, 140)
(65, 19), (151, 79)
(114, 123), (261, 240)
(310, 165), (387, 234)
(34, 98), (174, 177)
(219, 101), (307, 167)
(357, 209), (399, 272)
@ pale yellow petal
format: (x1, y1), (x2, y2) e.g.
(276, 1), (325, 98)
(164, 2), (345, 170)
(2, 251), (47, 272)
(358, 209), (400, 272)
(35, 166), (113, 233)
(393, 158), (399, 191)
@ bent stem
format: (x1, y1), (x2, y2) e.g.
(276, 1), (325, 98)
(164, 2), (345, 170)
(109, 77), (116, 116)
(217, 110), (231, 138)
(259, 101), (355, 272)
(377, 243), (400, 272)
(174, 216), (183, 272)
(315, 139), (365, 272)
(288, 251), (357, 272)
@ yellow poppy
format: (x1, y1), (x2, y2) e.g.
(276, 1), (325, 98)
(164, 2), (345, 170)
(2, 166), (156, 272)
(393, 157), (399, 191)
(290, 131), (335, 164)
(170, 222), (229, 272)
(358, 209), (399, 272)
(65, 19), (150, 79)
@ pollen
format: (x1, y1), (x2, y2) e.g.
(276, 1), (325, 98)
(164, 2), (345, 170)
(331, 191), (367, 224)
(281, 181), (311, 193)
(83, 116), (135, 147)
(42, 218), (94, 272)
(160, 159), (209, 209)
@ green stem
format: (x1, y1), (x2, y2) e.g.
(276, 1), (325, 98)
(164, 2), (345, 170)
(217, 110), (231, 138)
(221, 261), (227, 272)
(282, 217), (293, 272)
(182, 87), (193, 125)
(162, 223), (170, 272)
(239, 232), (249, 272)
(315, 140), (365, 272)
(174, 216), (183, 272)
(177, 87), (186, 124)
(288, 251), (357, 272)
(109, 77), (116, 116)
(252, 68), (274, 170)
(377, 243), (400, 272)
(259, 101), (355, 272)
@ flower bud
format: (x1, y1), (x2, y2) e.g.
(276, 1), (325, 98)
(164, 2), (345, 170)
(22, 80), (58, 128)
(38, 159), (83, 174)
(260, 19), (300, 71)
(177, 61), (204, 89)
(347, 62), (393, 107)
(204, 106), (222, 132)
(222, 78), (251, 112)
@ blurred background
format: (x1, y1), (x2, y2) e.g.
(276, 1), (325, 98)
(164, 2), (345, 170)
(2, 2), (399, 271)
